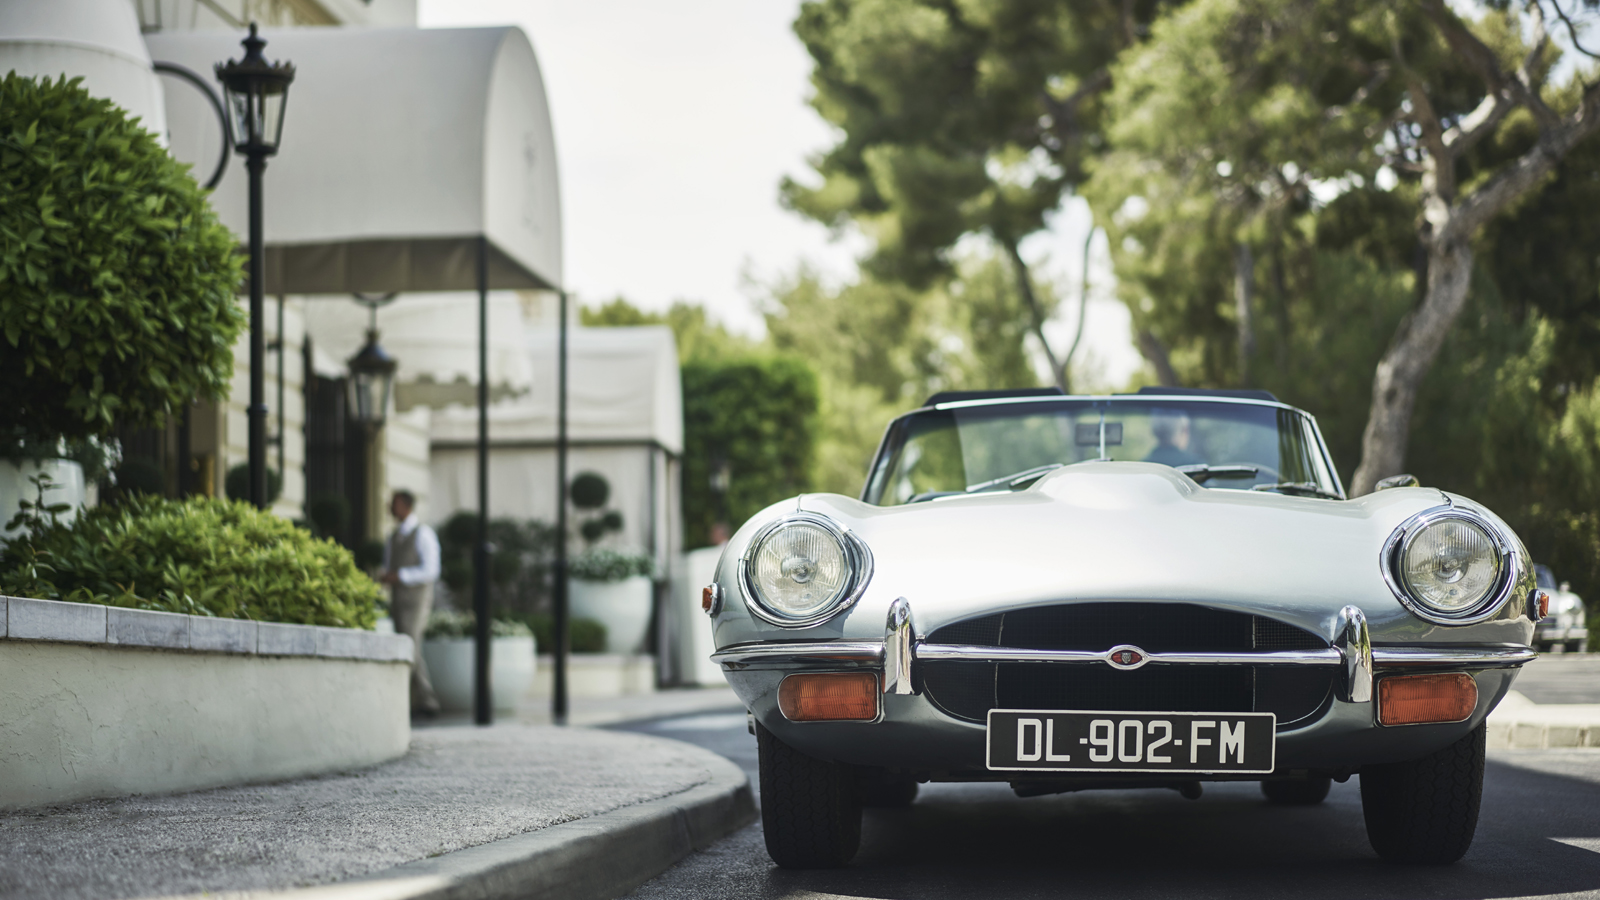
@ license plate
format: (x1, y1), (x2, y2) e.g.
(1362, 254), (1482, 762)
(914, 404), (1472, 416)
(986, 709), (1276, 774)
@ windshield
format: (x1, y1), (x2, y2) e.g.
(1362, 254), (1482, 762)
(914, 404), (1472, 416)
(862, 398), (1342, 506)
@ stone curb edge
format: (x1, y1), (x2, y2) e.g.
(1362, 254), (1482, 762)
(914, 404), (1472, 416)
(0, 595), (412, 663)
(174, 750), (758, 900)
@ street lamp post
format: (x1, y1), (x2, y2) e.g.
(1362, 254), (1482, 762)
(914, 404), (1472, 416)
(216, 23), (294, 510)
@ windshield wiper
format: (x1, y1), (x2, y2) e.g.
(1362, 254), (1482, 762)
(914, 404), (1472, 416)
(1174, 464), (1258, 483)
(1251, 482), (1344, 500)
(964, 463), (1064, 494)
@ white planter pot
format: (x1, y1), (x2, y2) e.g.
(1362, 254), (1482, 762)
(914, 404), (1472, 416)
(569, 575), (654, 654)
(0, 458), (87, 539)
(420, 636), (537, 713)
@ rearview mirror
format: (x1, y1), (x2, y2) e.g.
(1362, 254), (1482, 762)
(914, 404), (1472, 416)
(1375, 474), (1420, 490)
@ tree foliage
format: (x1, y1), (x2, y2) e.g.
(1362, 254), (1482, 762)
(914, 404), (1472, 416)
(786, 0), (1160, 388)
(681, 356), (820, 549)
(0, 74), (244, 441)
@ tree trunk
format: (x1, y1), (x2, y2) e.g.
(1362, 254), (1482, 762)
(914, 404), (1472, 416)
(1137, 329), (1180, 387)
(1234, 242), (1256, 387)
(1059, 226), (1097, 394)
(1001, 238), (1068, 392)
(1349, 238), (1474, 495)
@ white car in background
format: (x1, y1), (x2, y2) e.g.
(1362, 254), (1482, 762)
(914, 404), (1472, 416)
(1533, 565), (1588, 653)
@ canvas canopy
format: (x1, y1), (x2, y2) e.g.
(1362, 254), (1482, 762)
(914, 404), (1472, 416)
(431, 326), (684, 455)
(144, 25), (561, 294)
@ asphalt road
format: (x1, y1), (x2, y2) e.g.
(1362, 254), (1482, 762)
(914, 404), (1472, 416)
(615, 658), (1600, 900)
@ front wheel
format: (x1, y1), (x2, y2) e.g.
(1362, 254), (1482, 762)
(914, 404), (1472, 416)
(757, 721), (862, 868)
(1360, 723), (1485, 864)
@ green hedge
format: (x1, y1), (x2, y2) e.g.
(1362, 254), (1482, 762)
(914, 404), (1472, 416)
(682, 356), (819, 548)
(0, 495), (380, 628)
(0, 74), (244, 441)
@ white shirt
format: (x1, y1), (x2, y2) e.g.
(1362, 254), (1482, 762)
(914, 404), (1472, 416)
(382, 514), (441, 586)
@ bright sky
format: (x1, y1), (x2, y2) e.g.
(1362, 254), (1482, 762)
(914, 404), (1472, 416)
(417, 0), (1143, 389)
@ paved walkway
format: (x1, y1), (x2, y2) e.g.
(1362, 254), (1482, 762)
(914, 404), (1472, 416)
(0, 725), (740, 900)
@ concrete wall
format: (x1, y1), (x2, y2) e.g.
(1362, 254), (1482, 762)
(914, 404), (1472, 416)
(0, 596), (412, 811)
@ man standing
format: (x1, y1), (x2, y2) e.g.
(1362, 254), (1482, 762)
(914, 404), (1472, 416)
(381, 489), (441, 717)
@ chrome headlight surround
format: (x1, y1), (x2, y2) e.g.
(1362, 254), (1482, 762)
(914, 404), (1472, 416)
(738, 512), (874, 628)
(1380, 505), (1515, 625)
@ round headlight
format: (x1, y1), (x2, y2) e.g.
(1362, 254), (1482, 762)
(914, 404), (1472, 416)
(1389, 512), (1507, 622)
(742, 514), (870, 626)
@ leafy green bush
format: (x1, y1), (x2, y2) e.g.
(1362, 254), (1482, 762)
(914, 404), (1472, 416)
(0, 494), (379, 628)
(682, 356), (818, 548)
(528, 613), (607, 654)
(567, 548), (655, 583)
(423, 610), (533, 640)
(0, 74), (245, 441)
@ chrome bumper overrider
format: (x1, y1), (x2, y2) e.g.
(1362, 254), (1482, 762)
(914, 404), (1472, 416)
(711, 598), (1536, 705)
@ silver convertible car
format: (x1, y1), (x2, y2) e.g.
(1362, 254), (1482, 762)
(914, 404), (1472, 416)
(703, 387), (1540, 868)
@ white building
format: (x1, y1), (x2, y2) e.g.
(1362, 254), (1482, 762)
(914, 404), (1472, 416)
(0, 0), (688, 673)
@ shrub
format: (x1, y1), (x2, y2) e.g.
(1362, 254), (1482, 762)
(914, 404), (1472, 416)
(681, 356), (818, 548)
(567, 548), (654, 583)
(225, 463), (282, 505)
(423, 610), (534, 640)
(0, 74), (244, 441)
(0, 494), (380, 628)
(528, 613), (607, 654)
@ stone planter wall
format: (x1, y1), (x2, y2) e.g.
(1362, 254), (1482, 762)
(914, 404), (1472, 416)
(0, 595), (413, 811)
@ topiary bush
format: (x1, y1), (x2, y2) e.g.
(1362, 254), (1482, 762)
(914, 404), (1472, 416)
(0, 494), (380, 628)
(0, 74), (244, 442)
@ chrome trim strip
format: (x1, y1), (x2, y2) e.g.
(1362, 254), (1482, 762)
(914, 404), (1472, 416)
(713, 640), (1536, 671)
(1370, 646), (1536, 668)
(883, 597), (915, 695)
(1336, 606), (1373, 703)
(914, 644), (1344, 665)
(713, 641), (884, 670)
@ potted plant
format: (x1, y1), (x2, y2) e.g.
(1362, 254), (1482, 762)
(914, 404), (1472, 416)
(567, 549), (656, 654)
(563, 472), (656, 654)
(420, 611), (537, 712)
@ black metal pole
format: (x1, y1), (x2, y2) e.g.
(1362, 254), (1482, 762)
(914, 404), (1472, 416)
(474, 237), (492, 726)
(553, 290), (569, 726)
(275, 293), (285, 480)
(247, 152), (268, 509)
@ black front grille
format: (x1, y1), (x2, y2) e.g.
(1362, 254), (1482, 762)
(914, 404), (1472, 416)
(921, 603), (1332, 727)
(928, 602), (1326, 652)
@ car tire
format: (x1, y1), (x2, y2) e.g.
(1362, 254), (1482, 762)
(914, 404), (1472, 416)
(1360, 723), (1485, 864)
(1261, 776), (1331, 805)
(858, 769), (918, 808)
(757, 721), (862, 868)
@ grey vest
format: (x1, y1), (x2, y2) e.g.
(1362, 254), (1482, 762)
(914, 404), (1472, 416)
(388, 525), (434, 607)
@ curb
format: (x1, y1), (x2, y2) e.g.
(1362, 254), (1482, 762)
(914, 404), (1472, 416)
(172, 752), (757, 900)
(1487, 691), (1600, 750)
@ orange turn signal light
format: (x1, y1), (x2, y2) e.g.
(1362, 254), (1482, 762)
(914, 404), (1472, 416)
(1538, 591), (1550, 619)
(1378, 673), (1478, 726)
(778, 673), (879, 722)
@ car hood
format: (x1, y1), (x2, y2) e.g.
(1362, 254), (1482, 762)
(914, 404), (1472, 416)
(712, 462), (1532, 648)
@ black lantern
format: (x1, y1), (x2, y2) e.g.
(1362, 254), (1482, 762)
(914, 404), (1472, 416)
(215, 23), (294, 510)
(346, 330), (397, 429)
(215, 23), (294, 155)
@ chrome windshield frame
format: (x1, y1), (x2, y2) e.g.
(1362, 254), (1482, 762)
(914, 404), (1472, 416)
(860, 395), (1345, 506)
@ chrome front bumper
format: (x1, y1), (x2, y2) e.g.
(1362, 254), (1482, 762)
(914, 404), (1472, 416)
(711, 599), (1537, 704)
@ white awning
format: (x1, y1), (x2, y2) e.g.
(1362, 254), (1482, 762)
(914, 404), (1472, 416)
(430, 326), (684, 455)
(0, 0), (167, 140)
(144, 25), (561, 294)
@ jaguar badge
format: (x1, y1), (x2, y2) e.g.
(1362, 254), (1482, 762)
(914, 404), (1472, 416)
(1106, 645), (1149, 671)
